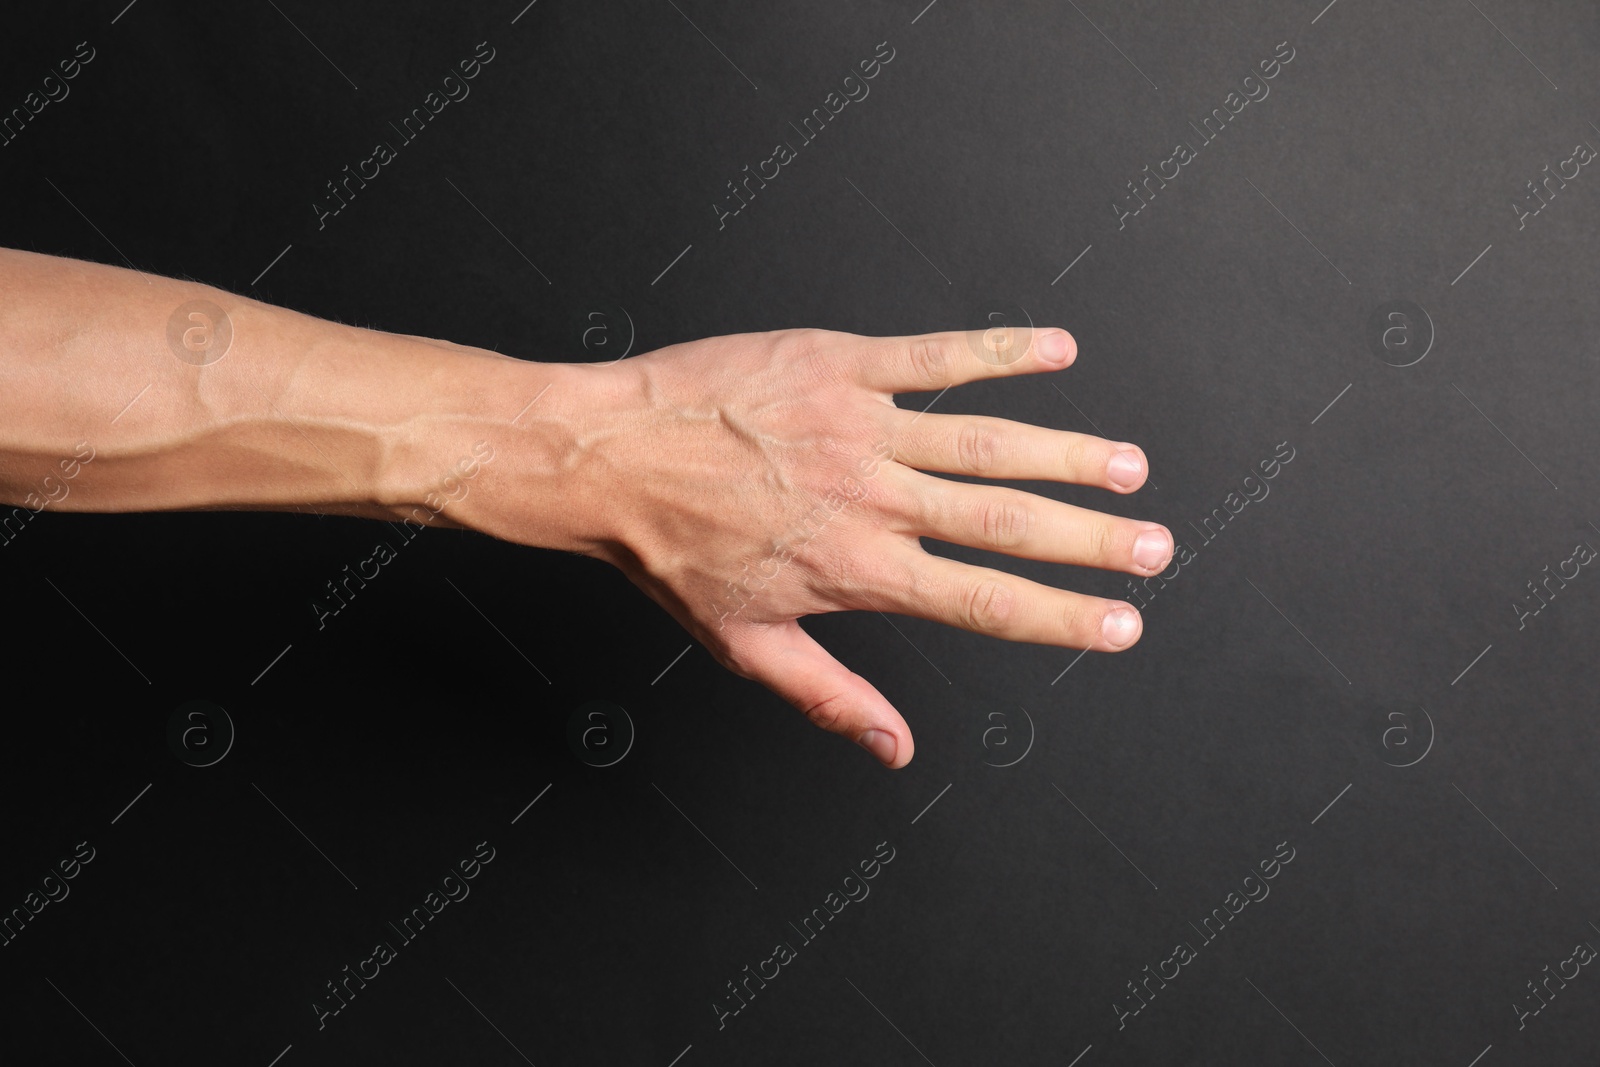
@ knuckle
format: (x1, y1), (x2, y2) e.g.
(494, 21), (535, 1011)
(956, 422), (1001, 475)
(713, 640), (759, 679)
(778, 326), (829, 352)
(828, 464), (886, 524)
(814, 540), (873, 603)
(1060, 596), (1097, 643)
(801, 692), (849, 733)
(775, 328), (844, 385)
(1061, 435), (1094, 476)
(960, 577), (1015, 633)
(907, 336), (950, 390)
(976, 497), (1031, 548)
(1092, 520), (1122, 562)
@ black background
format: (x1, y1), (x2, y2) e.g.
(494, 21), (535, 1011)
(3, 1), (1600, 1064)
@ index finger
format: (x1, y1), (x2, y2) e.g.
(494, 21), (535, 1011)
(850, 327), (1078, 394)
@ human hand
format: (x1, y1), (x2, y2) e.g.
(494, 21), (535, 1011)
(0, 252), (1165, 774)
(471, 326), (1170, 770)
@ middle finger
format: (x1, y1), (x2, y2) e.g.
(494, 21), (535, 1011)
(889, 410), (1151, 493)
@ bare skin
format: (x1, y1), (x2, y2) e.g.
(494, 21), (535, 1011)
(0, 248), (1172, 768)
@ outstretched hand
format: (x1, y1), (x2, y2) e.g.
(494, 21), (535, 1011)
(0, 252), (1166, 769)
(470, 326), (1171, 769)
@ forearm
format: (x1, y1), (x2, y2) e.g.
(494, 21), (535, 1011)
(0, 248), (587, 547)
(0, 245), (1171, 768)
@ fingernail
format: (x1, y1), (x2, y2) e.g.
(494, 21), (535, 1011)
(1101, 605), (1140, 648)
(1132, 528), (1171, 572)
(1107, 446), (1143, 489)
(858, 729), (897, 765)
(1036, 329), (1073, 365)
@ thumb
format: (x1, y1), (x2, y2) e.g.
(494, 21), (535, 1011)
(733, 620), (914, 769)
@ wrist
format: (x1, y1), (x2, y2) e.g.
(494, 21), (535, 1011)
(450, 356), (642, 557)
(359, 340), (525, 524)
(353, 335), (551, 529)
(242, 297), (630, 557)
(364, 334), (630, 557)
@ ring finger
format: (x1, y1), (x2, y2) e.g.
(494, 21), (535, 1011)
(885, 466), (1174, 576)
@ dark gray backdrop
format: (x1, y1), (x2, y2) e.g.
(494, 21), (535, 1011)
(3, 1), (1599, 1064)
